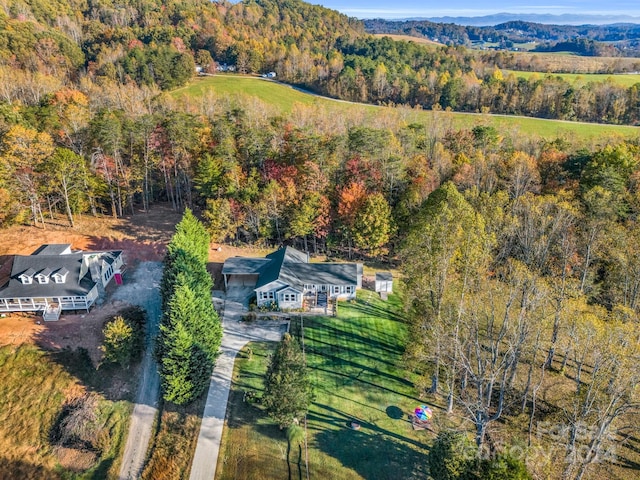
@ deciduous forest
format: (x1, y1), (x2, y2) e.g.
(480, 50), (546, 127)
(1, 0), (640, 478)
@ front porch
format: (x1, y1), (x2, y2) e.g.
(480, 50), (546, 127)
(0, 286), (99, 318)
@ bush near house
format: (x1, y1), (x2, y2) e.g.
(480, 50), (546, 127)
(101, 306), (146, 368)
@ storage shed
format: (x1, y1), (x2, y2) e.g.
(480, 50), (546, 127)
(375, 272), (393, 294)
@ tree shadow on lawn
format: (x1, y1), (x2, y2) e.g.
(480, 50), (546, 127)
(306, 322), (404, 358)
(0, 459), (64, 480)
(611, 434), (640, 471)
(310, 403), (428, 480)
(311, 365), (422, 404)
(308, 343), (414, 392)
(47, 346), (137, 402)
(347, 299), (406, 324)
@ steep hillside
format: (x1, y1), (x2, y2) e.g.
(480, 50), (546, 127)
(0, 0), (363, 88)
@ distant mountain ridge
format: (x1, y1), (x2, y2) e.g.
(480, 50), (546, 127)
(364, 16), (640, 56)
(411, 13), (640, 26)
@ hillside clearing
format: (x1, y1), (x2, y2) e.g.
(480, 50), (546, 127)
(502, 70), (640, 87)
(372, 33), (443, 46)
(173, 76), (638, 141)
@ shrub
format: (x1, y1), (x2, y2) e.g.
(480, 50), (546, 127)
(428, 430), (532, 480)
(428, 430), (478, 480)
(481, 453), (532, 480)
(101, 307), (146, 368)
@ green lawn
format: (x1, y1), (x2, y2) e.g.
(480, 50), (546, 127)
(502, 70), (640, 87)
(172, 75), (319, 112)
(173, 75), (638, 141)
(217, 290), (432, 480)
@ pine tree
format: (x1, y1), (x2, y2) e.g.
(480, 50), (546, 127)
(156, 209), (221, 405)
(166, 208), (210, 265)
(160, 319), (212, 405)
(262, 333), (313, 429)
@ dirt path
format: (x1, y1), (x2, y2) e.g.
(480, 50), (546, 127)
(117, 262), (163, 480)
(188, 289), (287, 480)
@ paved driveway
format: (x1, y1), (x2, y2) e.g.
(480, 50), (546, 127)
(188, 287), (287, 480)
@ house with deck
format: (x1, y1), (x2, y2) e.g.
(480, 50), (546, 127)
(222, 247), (362, 310)
(0, 244), (124, 320)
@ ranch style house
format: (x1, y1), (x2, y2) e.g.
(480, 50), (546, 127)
(222, 246), (362, 310)
(0, 244), (124, 320)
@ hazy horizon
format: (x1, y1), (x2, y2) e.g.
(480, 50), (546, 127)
(314, 1), (640, 20)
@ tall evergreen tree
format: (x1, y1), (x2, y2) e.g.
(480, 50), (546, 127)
(263, 333), (313, 429)
(159, 319), (212, 405)
(157, 209), (221, 405)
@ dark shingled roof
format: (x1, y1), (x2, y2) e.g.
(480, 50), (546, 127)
(2, 254), (94, 298)
(221, 257), (270, 275)
(31, 244), (72, 256)
(223, 246), (361, 291)
(251, 246), (359, 290)
(376, 272), (393, 281)
(281, 263), (359, 289)
(0, 250), (122, 299)
(37, 267), (54, 278)
(256, 247), (309, 288)
(54, 267), (69, 277)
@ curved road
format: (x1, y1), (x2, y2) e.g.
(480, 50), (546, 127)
(189, 288), (287, 480)
(117, 262), (163, 480)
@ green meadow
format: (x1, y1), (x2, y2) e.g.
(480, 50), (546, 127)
(173, 75), (638, 141)
(172, 75), (319, 111)
(503, 70), (640, 87)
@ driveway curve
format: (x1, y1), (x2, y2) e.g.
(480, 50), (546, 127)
(189, 288), (287, 480)
(117, 262), (163, 480)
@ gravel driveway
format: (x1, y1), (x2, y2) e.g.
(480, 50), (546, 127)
(116, 262), (163, 480)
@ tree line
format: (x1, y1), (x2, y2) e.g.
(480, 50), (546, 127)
(156, 209), (222, 405)
(4, 74), (640, 264)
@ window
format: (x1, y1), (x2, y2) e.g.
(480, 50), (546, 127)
(283, 293), (298, 303)
(104, 265), (114, 282)
(260, 291), (274, 301)
(332, 286), (340, 294)
(345, 286), (354, 294)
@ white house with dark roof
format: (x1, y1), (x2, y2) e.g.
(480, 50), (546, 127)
(222, 246), (362, 310)
(0, 244), (124, 320)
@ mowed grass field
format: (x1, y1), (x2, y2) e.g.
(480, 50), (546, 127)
(502, 70), (640, 87)
(173, 75), (639, 141)
(216, 290), (432, 480)
(372, 33), (443, 46)
(172, 75), (319, 111)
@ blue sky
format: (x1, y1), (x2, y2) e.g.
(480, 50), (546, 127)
(314, 0), (640, 19)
